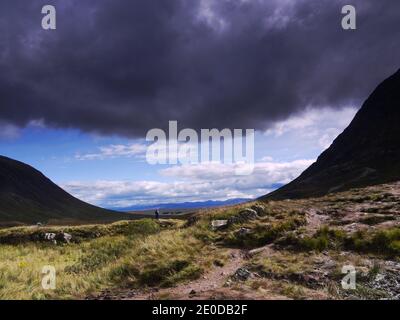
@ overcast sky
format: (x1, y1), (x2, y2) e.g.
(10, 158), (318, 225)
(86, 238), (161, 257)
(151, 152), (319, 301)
(0, 0), (399, 208)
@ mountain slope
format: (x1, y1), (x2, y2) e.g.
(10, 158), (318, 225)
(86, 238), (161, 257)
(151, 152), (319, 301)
(0, 156), (132, 224)
(264, 68), (400, 200)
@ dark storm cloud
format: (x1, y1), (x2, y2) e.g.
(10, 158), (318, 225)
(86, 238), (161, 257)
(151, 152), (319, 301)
(0, 0), (399, 136)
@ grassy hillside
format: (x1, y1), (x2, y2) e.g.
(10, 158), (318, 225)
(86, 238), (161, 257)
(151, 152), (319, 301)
(1, 182), (400, 299)
(0, 218), (229, 299)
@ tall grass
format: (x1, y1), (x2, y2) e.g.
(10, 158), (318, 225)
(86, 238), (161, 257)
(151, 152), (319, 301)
(0, 219), (226, 299)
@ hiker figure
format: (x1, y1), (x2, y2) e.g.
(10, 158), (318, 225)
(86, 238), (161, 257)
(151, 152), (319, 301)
(155, 209), (160, 220)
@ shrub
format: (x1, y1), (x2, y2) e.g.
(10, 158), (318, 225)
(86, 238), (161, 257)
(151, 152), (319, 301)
(277, 226), (346, 252)
(66, 237), (132, 273)
(359, 215), (395, 226)
(345, 228), (400, 256)
(224, 217), (306, 249)
(138, 260), (190, 286)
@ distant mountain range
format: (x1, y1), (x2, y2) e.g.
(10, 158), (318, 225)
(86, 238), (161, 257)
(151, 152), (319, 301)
(264, 68), (400, 200)
(113, 198), (252, 212)
(0, 156), (133, 224)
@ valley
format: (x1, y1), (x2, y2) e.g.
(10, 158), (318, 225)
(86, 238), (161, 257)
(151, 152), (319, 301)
(1, 181), (399, 300)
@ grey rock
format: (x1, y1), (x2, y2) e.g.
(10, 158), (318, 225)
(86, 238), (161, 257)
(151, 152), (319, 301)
(211, 220), (228, 230)
(233, 267), (252, 281)
(44, 233), (56, 241)
(235, 227), (251, 237)
(227, 209), (258, 225)
(55, 232), (73, 244)
(189, 289), (197, 296)
(250, 204), (266, 216)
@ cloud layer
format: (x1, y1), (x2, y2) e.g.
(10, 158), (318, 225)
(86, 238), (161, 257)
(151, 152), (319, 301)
(1, 0), (399, 137)
(62, 159), (314, 208)
(61, 106), (355, 208)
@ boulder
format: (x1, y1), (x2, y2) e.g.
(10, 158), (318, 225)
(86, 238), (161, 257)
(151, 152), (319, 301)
(58, 232), (72, 243)
(233, 267), (252, 281)
(235, 227), (251, 237)
(211, 220), (228, 230)
(250, 204), (266, 216)
(227, 209), (258, 225)
(44, 233), (56, 241)
(43, 232), (57, 244)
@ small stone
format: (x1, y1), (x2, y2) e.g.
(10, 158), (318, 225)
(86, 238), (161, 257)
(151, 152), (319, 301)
(213, 260), (224, 267)
(189, 289), (196, 295)
(234, 267), (252, 281)
(374, 273), (385, 282)
(224, 279), (233, 287)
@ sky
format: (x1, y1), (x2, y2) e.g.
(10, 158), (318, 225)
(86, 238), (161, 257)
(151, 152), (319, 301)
(0, 0), (399, 208)
(0, 107), (357, 208)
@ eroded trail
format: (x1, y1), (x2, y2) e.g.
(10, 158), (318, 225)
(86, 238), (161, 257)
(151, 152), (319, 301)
(91, 245), (287, 300)
(93, 249), (246, 300)
(129, 249), (245, 300)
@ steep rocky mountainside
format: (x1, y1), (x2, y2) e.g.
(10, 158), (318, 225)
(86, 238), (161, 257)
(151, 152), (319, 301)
(265, 69), (400, 200)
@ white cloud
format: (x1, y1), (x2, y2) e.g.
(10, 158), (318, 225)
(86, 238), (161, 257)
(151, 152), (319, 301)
(62, 158), (314, 208)
(63, 179), (253, 208)
(64, 107), (356, 208)
(264, 107), (357, 149)
(264, 112), (315, 137)
(197, 0), (228, 32)
(161, 159), (313, 182)
(75, 143), (148, 160)
(318, 127), (342, 149)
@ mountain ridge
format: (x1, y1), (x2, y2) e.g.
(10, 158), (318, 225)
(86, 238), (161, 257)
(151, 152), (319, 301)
(263, 68), (400, 200)
(0, 155), (132, 224)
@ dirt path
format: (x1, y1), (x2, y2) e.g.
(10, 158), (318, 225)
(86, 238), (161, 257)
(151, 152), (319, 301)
(90, 248), (247, 300)
(305, 208), (329, 234)
(126, 246), (286, 300)
(130, 249), (245, 300)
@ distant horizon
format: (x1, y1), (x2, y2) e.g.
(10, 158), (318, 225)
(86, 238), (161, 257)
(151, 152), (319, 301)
(108, 197), (254, 212)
